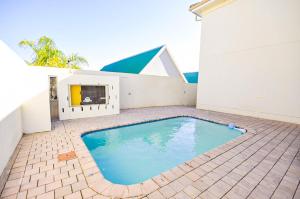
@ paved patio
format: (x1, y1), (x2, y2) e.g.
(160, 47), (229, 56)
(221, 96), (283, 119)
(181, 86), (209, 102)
(1, 106), (299, 199)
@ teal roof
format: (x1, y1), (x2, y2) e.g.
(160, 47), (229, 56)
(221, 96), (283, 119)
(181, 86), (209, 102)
(100, 46), (163, 74)
(183, 72), (199, 83)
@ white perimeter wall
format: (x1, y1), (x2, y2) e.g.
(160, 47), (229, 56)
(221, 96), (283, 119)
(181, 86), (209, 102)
(197, 0), (300, 124)
(119, 75), (196, 109)
(76, 70), (197, 109)
(20, 68), (121, 123)
(0, 41), (25, 176)
(22, 67), (52, 133)
(0, 108), (22, 180)
(20, 68), (196, 130)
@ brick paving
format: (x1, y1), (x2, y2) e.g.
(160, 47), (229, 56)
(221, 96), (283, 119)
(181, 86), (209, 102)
(0, 106), (299, 198)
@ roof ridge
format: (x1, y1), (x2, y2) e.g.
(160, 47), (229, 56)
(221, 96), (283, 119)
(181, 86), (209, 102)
(122, 45), (163, 60)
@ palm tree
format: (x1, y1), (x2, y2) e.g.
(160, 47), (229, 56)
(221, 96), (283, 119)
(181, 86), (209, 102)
(66, 53), (88, 69)
(19, 36), (88, 69)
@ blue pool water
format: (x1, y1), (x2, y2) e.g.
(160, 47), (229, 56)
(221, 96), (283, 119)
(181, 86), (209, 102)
(82, 117), (242, 185)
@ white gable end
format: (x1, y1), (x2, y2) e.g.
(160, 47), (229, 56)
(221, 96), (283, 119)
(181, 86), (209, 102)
(159, 50), (184, 80)
(140, 47), (185, 81)
(140, 52), (169, 76)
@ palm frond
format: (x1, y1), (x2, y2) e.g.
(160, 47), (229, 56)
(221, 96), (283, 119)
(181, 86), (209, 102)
(37, 36), (56, 49)
(18, 36), (88, 69)
(67, 53), (88, 69)
(18, 40), (35, 48)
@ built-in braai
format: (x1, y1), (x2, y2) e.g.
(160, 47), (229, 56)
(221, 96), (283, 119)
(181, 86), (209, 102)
(70, 85), (107, 106)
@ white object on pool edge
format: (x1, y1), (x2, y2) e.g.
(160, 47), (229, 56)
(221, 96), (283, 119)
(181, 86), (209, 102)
(228, 123), (235, 129)
(234, 127), (246, 133)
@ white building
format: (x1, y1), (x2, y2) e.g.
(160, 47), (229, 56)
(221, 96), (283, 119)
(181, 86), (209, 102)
(190, 0), (300, 124)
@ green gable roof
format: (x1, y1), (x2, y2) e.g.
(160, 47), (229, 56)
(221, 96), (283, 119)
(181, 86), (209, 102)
(183, 72), (199, 83)
(100, 46), (163, 74)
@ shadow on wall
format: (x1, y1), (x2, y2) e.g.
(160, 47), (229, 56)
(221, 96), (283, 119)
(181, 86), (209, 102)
(0, 107), (22, 191)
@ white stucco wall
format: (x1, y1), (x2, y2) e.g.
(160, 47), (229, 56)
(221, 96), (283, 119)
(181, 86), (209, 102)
(76, 71), (197, 109)
(0, 42), (53, 134)
(22, 68), (52, 133)
(21, 67), (194, 126)
(57, 74), (120, 120)
(20, 68), (121, 123)
(0, 41), (24, 178)
(119, 75), (196, 109)
(0, 108), (22, 180)
(196, 0), (300, 124)
(0, 41), (27, 122)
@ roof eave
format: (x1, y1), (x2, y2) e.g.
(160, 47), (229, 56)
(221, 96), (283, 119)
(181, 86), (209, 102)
(189, 0), (233, 17)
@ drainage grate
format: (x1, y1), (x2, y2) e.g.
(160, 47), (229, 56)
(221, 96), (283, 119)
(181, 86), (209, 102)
(57, 151), (77, 161)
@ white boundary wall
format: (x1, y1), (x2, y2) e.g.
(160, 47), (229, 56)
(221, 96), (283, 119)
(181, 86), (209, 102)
(76, 70), (197, 109)
(20, 68), (196, 132)
(20, 68), (121, 124)
(0, 108), (22, 182)
(0, 41), (25, 176)
(119, 75), (196, 109)
(22, 68), (52, 133)
(197, 0), (300, 124)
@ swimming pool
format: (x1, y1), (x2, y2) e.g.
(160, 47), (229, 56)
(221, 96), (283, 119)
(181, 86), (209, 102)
(82, 116), (243, 185)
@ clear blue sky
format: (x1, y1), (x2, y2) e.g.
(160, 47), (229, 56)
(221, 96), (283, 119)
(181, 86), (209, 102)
(0, 0), (201, 72)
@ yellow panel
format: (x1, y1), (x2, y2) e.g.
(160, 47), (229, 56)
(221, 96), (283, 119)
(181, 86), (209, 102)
(70, 85), (81, 106)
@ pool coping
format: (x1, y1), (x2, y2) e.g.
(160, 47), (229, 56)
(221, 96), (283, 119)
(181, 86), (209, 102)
(81, 115), (247, 137)
(70, 114), (256, 198)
